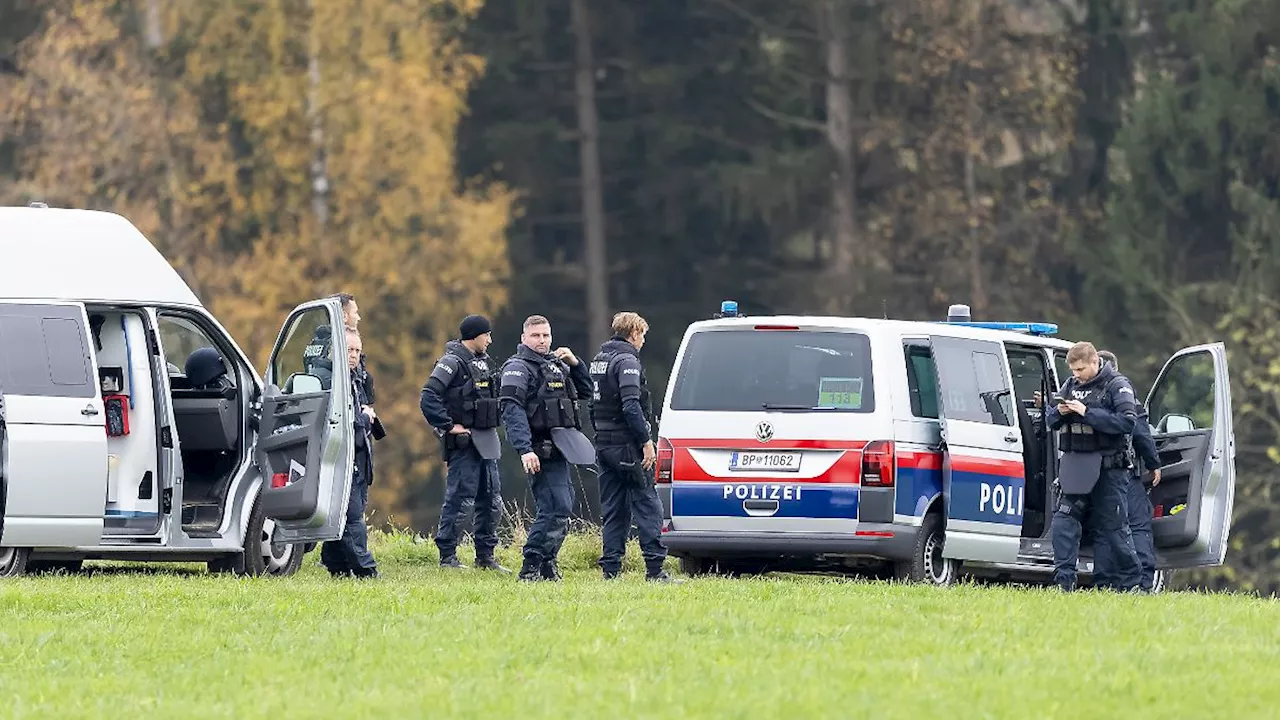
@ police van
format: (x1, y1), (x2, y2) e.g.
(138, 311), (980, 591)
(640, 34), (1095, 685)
(656, 301), (1236, 587)
(0, 205), (359, 577)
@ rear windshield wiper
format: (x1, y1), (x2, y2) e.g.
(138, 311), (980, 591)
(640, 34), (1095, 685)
(762, 403), (840, 412)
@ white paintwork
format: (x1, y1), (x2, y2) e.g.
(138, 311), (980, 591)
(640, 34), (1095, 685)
(0, 207), (201, 307)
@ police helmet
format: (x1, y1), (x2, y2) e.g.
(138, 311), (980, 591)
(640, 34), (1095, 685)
(185, 347), (229, 387)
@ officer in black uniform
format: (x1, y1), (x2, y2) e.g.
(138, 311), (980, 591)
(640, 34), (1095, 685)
(320, 327), (380, 579)
(304, 293), (375, 400)
(588, 312), (674, 582)
(499, 315), (595, 582)
(420, 314), (508, 572)
(1097, 350), (1162, 591)
(1047, 341), (1142, 592)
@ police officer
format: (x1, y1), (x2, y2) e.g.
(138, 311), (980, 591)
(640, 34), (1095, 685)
(499, 315), (595, 582)
(1097, 350), (1162, 592)
(420, 314), (508, 572)
(588, 312), (675, 582)
(304, 293), (375, 400)
(320, 327), (380, 579)
(1046, 341), (1142, 592)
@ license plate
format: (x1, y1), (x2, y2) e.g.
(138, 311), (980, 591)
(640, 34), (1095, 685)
(728, 451), (801, 472)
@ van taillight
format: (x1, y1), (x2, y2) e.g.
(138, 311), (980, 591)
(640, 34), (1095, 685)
(862, 440), (895, 487)
(657, 437), (674, 483)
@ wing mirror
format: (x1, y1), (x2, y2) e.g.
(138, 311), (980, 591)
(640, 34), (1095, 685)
(1158, 413), (1195, 433)
(284, 373), (324, 395)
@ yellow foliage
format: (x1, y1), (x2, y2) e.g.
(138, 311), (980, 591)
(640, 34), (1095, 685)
(1, 0), (514, 528)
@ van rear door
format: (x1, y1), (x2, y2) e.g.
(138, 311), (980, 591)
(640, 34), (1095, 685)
(253, 298), (356, 544)
(662, 325), (879, 535)
(0, 301), (109, 548)
(927, 335), (1024, 564)
(1146, 343), (1236, 569)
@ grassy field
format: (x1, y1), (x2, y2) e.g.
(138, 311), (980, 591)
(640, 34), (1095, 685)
(2, 529), (1278, 719)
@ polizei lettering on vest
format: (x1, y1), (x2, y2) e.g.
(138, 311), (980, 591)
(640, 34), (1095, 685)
(722, 484), (803, 501)
(979, 482), (1024, 517)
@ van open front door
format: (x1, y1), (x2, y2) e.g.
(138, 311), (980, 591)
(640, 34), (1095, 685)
(255, 298), (356, 544)
(927, 335), (1025, 565)
(1146, 342), (1236, 569)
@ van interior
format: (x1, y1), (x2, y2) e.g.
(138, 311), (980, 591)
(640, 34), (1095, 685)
(1005, 347), (1055, 539)
(87, 309), (163, 536)
(156, 313), (247, 539)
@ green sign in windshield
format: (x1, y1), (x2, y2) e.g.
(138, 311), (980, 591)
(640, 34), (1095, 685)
(818, 377), (864, 409)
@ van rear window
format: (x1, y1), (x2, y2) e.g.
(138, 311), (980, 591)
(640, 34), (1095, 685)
(670, 329), (875, 412)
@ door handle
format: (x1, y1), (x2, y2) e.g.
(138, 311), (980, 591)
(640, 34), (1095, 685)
(1004, 433), (1018, 444)
(82, 405), (100, 417)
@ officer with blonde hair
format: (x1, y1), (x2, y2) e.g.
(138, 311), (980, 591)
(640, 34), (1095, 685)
(588, 311), (675, 582)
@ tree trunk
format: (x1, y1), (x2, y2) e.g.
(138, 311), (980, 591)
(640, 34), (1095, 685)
(306, 0), (329, 230)
(963, 13), (988, 318)
(822, 0), (859, 314)
(571, 0), (609, 346)
(143, 0), (163, 49)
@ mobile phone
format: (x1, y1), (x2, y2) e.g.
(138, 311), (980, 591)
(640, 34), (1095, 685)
(1051, 393), (1066, 405)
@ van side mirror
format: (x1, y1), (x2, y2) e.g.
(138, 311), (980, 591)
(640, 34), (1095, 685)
(1158, 414), (1195, 433)
(284, 373), (323, 395)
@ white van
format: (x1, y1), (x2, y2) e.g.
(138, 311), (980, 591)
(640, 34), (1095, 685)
(655, 303), (1236, 587)
(0, 205), (358, 577)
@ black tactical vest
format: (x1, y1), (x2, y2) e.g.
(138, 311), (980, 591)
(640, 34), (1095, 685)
(588, 343), (652, 434)
(302, 325), (334, 386)
(443, 351), (500, 430)
(517, 356), (582, 434)
(1058, 376), (1128, 454)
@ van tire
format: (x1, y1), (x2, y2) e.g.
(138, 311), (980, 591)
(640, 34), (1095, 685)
(894, 513), (955, 586)
(0, 547), (30, 577)
(208, 495), (303, 577)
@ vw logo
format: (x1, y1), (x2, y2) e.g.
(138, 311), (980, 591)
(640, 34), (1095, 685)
(755, 421), (774, 443)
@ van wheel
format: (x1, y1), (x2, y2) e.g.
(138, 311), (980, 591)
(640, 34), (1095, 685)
(0, 547), (30, 577)
(894, 514), (955, 586)
(208, 496), (303, 577)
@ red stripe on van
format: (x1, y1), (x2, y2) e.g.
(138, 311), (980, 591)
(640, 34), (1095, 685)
(896, 450), (943, 471)
(668, 439), (865, 484)
(949, 455), (1024, 478)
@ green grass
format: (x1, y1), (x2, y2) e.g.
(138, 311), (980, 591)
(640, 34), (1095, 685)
(2, 529), (1278, 718)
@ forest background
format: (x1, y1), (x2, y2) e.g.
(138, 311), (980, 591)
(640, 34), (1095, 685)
(2, 0), (1277, 591)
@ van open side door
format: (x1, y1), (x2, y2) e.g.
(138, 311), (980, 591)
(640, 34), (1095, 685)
(0, 301), (109, 548)
(253, 298), (356, 544)
(1146, 343), (1236, 569)
(927, 335), (1026, 565)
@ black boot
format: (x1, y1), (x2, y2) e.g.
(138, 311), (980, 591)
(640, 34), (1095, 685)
(439, 555), (465, 569)
(475, 556), (511, 573)
(646, 569), (683, 584)
(541, 559), (562, 582)
(518, 555), (544, 582)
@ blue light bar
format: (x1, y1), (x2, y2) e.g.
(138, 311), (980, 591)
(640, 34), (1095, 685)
(945, 320), (1059, 336)
(719, 300), (739, 317)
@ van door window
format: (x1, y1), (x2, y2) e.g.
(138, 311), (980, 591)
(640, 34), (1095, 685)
(0, 307), (96, 398)
(903, 344), (940, 419)
(1052, 351), (1069, 389)
(933, 342), (1014, 426)
(158, 315), (235, 389)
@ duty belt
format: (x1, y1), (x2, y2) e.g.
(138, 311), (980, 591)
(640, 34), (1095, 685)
(593, 430), (633, 446)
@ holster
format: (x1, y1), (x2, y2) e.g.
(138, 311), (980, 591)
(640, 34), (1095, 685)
(533, 438), (559, 461)
(443, 431), (473, 453)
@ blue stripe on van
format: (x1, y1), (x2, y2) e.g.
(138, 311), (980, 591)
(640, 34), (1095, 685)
(672, 482), (858, 519)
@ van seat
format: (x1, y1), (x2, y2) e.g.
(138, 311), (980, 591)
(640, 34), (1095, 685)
(172, 391), (240, 451)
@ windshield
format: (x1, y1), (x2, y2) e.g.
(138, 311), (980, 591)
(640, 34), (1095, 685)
(670, 329), (876, 412)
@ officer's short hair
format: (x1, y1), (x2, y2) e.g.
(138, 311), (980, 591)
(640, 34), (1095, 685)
(334, 292), (356, 310)
(523, 315), (550, 331)
(1066, 342), (1098, 364)
(345, 326), (361, 349)
(611, 311), (649, 338)
(1098, 350), (1118, 370)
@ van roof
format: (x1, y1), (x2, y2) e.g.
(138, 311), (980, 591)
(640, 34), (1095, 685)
(684, 315), (1075, 349)
(0, 207), (202, 307)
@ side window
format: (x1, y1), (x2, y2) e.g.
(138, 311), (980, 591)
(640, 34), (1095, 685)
(933, 339), (1014, 426)
(904, 344), (940, 419)
(0, 304), (95, 399)
(271, 307), (337, 395)
(157, 315), (234, 387)
(1148, 350), (1216, 433)
(1052, 351), (1069, 390)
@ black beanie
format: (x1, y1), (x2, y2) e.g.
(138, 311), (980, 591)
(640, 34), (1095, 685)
(459, 314), (492, 341)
